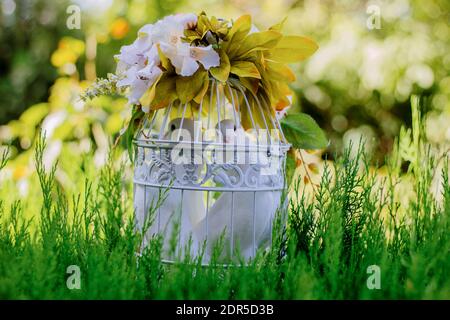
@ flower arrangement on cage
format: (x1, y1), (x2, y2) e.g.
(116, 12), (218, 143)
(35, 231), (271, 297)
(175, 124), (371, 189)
(83, 12), (327, 263)
(83, 12), (326, 153)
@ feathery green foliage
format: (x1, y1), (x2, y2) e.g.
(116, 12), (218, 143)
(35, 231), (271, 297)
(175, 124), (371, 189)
(0, 101), (449, 299)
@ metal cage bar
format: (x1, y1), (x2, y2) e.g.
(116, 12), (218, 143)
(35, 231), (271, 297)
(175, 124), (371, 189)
(133, 78), (289, 265)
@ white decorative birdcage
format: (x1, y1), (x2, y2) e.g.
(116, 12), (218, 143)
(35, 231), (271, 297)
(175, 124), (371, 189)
(133, 78), (290, 264)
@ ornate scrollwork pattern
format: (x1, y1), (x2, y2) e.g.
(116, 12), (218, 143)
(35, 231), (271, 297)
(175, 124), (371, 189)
(134, 145), (286, 190)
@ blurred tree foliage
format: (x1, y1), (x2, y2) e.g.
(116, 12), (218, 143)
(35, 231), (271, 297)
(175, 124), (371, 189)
(283, 0), (450, 160)
(0, 0), (183, 125)
(0, 0), (449, 167)
(0, 0), (73, 124)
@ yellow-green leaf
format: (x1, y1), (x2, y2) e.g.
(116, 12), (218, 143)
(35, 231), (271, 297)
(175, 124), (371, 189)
(224, 15), (251, 51)
(269, 17), (287, 32)
(270, 36), (318, 63)
(266, 60), (296, 82)
(139, 73), (163, 107)
(151, 76), (176, 110)
(210, 50), (230, 82)
(176, 70), (207, 104)
(184, 29), (198, 36)
(193, 77), (210, 104)
(239, 77), (260, 95)
(157, 44), (173, 72)
(239, 97), (253, 130)
(235, 30), (282, 58)
(230, 61), (261, 79)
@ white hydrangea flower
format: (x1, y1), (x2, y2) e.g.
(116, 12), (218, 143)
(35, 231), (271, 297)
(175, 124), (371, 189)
(150, 15), (185, 45)
(114, 44), (146, 71)
(115, 25), (161, 105)
(116, 45), (162, 106)
(162, 42), (220, 76)
(174, 13), (198, 29)
(152, 13), (219, 76)
(114, 13), (221, 105)
(138, 24), (153, 38)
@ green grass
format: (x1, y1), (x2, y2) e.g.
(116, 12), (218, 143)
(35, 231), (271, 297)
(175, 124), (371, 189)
(0, 105), (449, 299)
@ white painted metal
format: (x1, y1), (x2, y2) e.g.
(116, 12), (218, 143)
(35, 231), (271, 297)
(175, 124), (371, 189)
(133, 79), (289, 264)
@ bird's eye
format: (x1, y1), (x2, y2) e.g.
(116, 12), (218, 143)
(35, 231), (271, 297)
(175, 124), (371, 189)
(171, 124), (176, 131)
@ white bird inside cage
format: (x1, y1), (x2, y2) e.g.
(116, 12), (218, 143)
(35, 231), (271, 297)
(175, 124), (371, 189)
(135, 117), (204, 257)
(194, 119), (282, 261)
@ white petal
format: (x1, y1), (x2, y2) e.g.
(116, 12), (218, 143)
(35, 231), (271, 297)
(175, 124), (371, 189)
(128, 79), (150, 104)
(116, 77), (131, 88)
(133, 36), (152, 53)
(176, 42), (191, 56)
(276, 106), (291, 120)
(137, 63), (162, 83)
(116, 44), (146, 67)
(117, 66), (139, 87)
(179, 57), (199, 76)
(136, 64), (153, 79)
(158, 41), (173, 56)
(150, 23), (165, 43)
(144, 45), (160, 64)
(151, 17), (184, 44)
(190, 45), (220, 70)
(167, 54), (184, 74)
(138, 24), (153, 37)
(175, 13), (197, 29)
(115, 60), (128, 74)
(160, 42), (185, 72)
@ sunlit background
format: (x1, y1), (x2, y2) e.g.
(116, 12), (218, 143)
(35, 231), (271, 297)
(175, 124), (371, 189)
(0, 0), (449, 197)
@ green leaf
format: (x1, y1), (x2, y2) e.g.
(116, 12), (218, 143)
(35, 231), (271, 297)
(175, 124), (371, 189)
(280, 113), (328, 149)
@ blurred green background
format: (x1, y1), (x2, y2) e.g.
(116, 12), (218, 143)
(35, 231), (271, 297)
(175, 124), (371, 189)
(0, 0), (449, 170)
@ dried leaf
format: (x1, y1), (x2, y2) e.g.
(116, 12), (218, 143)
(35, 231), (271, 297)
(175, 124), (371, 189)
(304, 175), (310, 184)
(308, 163), (319, 174)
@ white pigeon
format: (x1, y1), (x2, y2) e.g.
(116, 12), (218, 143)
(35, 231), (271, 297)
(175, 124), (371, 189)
(194, 119), (282, 262)
(135, 118), (205, 259)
